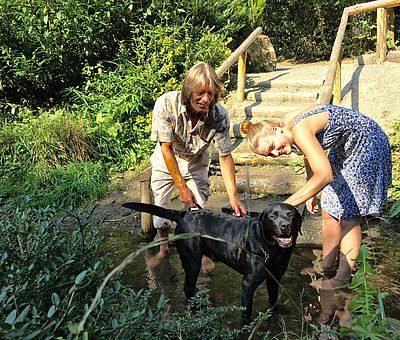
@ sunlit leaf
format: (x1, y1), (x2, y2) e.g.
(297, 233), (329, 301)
(75, 270), (87, 285)
(47, 305), (56, 318)
(5, 309), (17, 325)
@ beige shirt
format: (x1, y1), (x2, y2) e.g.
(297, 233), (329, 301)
(151, 91), (231, 162)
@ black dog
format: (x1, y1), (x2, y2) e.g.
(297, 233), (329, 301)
(122, 201), (302, 323)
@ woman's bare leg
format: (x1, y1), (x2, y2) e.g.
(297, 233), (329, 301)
(321, 209), (340, 272)
(322, 217), (361, 290)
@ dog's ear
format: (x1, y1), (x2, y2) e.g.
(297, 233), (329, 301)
(293, 208), (303, 235)
(257, 211), (266, 226)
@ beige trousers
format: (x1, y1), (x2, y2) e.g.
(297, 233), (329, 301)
(150, 144), (210, 229)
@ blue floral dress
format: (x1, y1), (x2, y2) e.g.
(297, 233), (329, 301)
(292, 104), (392, 220)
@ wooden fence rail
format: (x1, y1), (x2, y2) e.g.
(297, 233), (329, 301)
(318, 0), (400, 104)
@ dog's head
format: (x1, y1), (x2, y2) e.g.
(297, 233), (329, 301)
(258, 202), (302, 248)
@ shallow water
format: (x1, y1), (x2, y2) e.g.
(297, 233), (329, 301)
(102, 213), (400, 338)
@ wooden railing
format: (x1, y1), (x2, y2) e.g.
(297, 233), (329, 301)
(216, 27), (263, 101)
(318, 0), (400, 105)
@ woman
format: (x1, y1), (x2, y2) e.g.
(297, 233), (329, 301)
(241, 103), (392, 290)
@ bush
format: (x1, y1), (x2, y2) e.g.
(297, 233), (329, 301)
(0, 0), (138, 106)
(0, 206), (247, 339)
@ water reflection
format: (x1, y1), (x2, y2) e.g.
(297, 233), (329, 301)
(318, 288), (353, 328)
(102, 216), (400, 337)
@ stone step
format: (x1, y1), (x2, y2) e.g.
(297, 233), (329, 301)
(231, 102), (310, 120)
(244, 88), (318, 103)
(246, 75), (323, 91)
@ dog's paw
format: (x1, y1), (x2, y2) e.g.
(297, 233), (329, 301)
(240, 315), (253, 327)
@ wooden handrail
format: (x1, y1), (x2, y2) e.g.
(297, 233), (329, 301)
(216, 27), (263, 101)
(318, 0), (400, 104)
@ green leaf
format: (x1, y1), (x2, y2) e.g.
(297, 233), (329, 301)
(68, 322), (84, 335)
(5, 309), (17, 325)
(75, 270), (87, 285)
(15, 305), (30, 324)
(157, 294), (165, 309)
(51, 292), (60, 306)
(47, 305), (56, 318)
(389, 200), (400, 217)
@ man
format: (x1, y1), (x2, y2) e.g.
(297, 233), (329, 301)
(150, 62), (246, 262)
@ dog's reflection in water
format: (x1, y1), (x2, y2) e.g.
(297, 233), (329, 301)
(143, 246), (211, 300)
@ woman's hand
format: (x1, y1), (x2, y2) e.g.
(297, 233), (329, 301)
(306, 196), (318, 214)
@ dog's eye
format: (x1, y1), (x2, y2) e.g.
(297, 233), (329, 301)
(268, 212), (277, 219)
(287, 212), (294, 218)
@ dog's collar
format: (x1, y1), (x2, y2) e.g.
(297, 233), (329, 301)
(257, 240), (270, 262)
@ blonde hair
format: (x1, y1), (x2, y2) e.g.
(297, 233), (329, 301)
(240, 119), (282, 151)
(241, 103), (323, 152)
(181, 62), (222, 107)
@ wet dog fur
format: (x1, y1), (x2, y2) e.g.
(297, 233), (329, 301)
(122, 201), (302, 323)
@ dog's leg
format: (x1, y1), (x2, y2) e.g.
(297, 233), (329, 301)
(265, 274), (280, 309)
(265, 263), (288, 309)
(241, 274), (265, 324)
(182, 258), (202, 299)
(176, 241), (202, 299)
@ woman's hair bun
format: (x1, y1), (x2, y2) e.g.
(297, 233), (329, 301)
(240, 120), (253, 134)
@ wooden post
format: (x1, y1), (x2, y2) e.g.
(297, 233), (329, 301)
(139, 169), (153, 233)
(318, 9), (349, 104)
(376, 7), (388, 64)
(216, 27), (262, 78)
(333, 51), (342, 105)
(237, 51), (247, 102)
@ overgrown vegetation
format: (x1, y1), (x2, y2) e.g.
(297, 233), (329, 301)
(389, 119), (400, 217)
(341, 245), (398, 338)
(0, 206), (248, 339)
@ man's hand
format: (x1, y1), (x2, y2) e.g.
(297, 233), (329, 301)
(230, 196), (247, 217)
(178, 185), (197, 209)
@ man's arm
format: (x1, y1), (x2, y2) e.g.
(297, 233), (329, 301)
(160, 142), (197, 208)
(219, 154), (246, 216)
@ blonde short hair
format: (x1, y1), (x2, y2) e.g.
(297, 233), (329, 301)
(181, 62), (222, 107)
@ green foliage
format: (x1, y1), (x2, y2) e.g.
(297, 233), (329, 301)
(340, 245), (393, 339)
(138, 0), (251, 43)
(0, 109), (93, 170)
(69, 63), (155, 169)
(0, 0), (252, 111)
(0, 0), (138, 106)
(0, 109), (108, 209)
(262, 0), (378, 60)
(0, 205), (104, 338)
(27, 161), (108, 208)
(167, 290), (243, 339)
(0, 206), (249, 338)
(389, 119), (400, 217)
(2, 161), (108, 209)
(0, 206), (172, 339)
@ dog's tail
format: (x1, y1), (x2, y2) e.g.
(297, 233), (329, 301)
(121, 202), (186, 222)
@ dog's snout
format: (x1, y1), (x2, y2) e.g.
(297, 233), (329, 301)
(280, 224), (291, 233)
